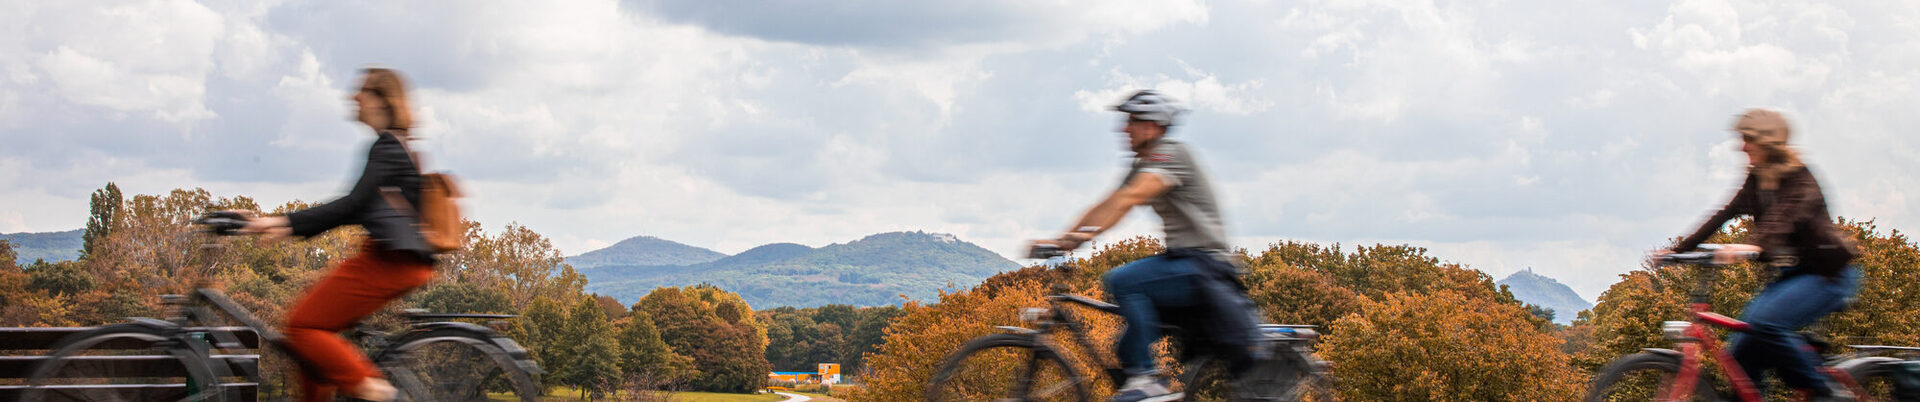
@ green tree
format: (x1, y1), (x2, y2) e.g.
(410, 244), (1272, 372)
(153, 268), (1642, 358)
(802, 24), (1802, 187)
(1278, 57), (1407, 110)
(637, 285), (770, 393)
(516, 297), (571, 389)
(0, 239), (17, 272)
(81, 182), (122, 259)
(557, 296), (622, 400)
(410, 281), (512, 314)
(614, 308), (695, 386)
(26, 260), (93, 296)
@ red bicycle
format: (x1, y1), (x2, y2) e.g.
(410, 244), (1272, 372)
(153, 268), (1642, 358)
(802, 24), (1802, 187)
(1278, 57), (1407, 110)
(1584, 244), (1872, 401)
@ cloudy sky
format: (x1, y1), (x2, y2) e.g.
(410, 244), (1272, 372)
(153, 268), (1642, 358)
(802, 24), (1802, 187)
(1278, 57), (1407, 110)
(5, 0), (1918, 300)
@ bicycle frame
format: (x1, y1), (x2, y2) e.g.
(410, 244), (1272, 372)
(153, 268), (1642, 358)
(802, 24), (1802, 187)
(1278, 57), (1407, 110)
(1658, 266), (1868, 402)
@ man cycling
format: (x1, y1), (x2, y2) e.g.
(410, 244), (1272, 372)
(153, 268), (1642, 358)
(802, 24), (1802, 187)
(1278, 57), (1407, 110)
(1032, 90), (1263, 402)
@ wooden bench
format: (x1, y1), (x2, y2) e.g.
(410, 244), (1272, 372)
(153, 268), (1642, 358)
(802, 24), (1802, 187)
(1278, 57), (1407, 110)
(0, 326), (262, 401)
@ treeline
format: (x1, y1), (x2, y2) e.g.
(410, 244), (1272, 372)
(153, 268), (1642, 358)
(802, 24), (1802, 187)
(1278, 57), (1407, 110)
(760, 304), (903, 373)
(0, 184), (910, 400)
(855, 219), (1920, 401)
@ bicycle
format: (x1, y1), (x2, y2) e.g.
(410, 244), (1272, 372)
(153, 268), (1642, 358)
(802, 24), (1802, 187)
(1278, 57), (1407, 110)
(1833, 345), (1920, 400)
(924, 246), (1332, 402)
(1585, 244), (1872, 401)
(18, 212), (542, 402)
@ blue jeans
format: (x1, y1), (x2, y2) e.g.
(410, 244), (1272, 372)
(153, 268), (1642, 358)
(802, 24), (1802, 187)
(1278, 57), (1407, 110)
(1102, 255), (1205, 376)
(1729, 266), (1862, 392)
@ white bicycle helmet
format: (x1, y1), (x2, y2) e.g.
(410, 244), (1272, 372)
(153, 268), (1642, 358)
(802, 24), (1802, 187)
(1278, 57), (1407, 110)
(1112, 90), (1185, 127)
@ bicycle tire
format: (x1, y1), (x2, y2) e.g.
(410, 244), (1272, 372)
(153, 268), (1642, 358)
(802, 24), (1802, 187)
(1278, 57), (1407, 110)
(375, 327), (540, 402)
(1586, 351), (1724, 402)
(1836, 356), (1910, 401)
(19, 322), (228, 402)
(1178, 352), (1333, 402)
(925, 333), (1090, 402)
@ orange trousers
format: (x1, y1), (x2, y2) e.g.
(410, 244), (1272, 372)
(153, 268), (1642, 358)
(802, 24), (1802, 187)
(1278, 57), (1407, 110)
(281, 241), (435, 402)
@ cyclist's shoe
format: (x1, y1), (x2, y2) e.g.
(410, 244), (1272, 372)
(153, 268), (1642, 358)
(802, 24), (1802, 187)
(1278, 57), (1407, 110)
(1110, 375), (1180, 402)
(346, 378), (398, 401)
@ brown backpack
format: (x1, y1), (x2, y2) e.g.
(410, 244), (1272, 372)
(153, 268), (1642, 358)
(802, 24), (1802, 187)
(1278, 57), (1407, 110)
(381, 136), (466, 253)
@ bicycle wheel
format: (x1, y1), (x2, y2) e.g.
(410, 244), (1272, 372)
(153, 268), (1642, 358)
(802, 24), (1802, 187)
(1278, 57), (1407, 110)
(926, 334), (1090, 402)
(1177, 356), (1239, 402)
(1586, 352), (1724, 402)
(377, 327), (540, 402)
(20, 323), (226, 402)
(1837, 357), (1911, 401)
(1178, 352), (1330, 402)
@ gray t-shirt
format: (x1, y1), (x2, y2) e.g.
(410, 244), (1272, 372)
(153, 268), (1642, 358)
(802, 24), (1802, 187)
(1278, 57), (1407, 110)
(1122, 140), (1230, 252)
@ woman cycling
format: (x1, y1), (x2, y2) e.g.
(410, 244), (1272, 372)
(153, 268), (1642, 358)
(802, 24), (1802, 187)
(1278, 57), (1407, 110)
(1658, 109), (1862, 400)
(236, 67), (436, 402)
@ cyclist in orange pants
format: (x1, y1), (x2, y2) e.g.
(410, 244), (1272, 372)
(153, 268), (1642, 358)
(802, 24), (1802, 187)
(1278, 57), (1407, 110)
(239, 67), (438, 402)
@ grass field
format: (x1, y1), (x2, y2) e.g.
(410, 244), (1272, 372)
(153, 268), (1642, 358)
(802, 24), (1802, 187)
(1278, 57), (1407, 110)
(494, 386), (847, 401)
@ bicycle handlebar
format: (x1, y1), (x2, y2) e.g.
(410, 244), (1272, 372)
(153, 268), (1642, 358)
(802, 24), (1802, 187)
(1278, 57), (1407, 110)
(1028, 244), (1070, 260)
(1657, 244), (1760, 266)
(194, 211), (250, 236)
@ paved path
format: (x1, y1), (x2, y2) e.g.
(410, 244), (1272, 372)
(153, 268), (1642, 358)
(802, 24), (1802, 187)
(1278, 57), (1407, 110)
(775, 391), (811, 401)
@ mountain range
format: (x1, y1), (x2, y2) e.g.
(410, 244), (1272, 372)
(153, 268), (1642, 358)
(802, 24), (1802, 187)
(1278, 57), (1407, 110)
(0, 229), (83, 264)
(570, 231), (1021, 308)
(1497, 268), (1593, 325)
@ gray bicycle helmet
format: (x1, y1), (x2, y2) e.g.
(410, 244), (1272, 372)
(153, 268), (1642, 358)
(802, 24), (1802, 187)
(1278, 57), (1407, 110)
(1112, 90), (1185, 127)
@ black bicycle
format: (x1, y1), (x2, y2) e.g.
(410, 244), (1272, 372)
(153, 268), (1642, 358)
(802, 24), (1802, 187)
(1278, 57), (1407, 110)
(924, 246), (1332, 402)
(18, 212), (542, 402)
(1833, 344), (1920, 401)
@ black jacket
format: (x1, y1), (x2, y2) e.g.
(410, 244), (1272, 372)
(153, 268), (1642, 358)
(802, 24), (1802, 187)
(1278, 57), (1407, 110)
(1674, 166), (1858, 276)
(285, 131), (432, 262)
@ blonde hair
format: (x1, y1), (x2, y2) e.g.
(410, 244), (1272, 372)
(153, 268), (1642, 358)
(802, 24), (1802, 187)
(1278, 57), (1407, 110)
(1733, 109), (1803, 191)
(360, 67), (412, 131)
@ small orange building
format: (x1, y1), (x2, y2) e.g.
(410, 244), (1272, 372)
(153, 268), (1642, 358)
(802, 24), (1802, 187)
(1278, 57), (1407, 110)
(768, 363), (843, 385)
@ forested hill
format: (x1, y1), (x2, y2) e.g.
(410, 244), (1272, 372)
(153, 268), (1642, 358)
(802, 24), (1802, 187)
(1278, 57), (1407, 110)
(579, 231), (1021, 308)
(564, 235), (727, 269)
(0, 229), (83, 264)
(1497, 269), (1593, 325)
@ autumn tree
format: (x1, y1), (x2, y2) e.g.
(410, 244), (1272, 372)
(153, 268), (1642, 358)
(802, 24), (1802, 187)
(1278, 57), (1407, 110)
(1321, 290), (1584, 401)
(1577, 219), (1920, 370)
(440, 222), (587, 311)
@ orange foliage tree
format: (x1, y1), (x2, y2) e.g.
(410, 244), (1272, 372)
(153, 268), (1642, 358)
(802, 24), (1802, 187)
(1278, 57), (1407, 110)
(1322, 290), (1584, 401)
(860, 236), (1578, 400)
(1576, 219), (1920, 372)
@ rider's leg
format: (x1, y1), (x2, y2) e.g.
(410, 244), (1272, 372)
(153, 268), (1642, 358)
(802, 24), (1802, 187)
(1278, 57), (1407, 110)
(1729, 268), (1859, 395)
(281, 241), (436, 402)
(1102, 256), (1203, 377)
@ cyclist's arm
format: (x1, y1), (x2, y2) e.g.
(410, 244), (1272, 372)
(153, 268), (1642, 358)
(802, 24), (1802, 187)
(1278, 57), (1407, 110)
(1673, 175), (1757, 252)
(285, 132), (410, 237)
(1058, 172), (1172, 247)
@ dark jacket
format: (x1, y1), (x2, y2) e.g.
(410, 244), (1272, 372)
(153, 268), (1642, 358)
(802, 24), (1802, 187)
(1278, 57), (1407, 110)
(285, 131), (432, 262)
(1674, 166), (1858, 277)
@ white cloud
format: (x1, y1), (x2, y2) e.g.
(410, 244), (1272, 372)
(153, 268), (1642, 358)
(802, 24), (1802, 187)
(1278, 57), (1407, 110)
(6, 0), (1920, 301)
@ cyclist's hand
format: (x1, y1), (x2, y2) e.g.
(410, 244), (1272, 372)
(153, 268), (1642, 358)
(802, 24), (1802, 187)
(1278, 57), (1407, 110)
(1647, 249), (1674, 266)
(1713, 244), (1761, 265)
(238, 213), (292, 240)
(1056, 231), (1093, 250)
